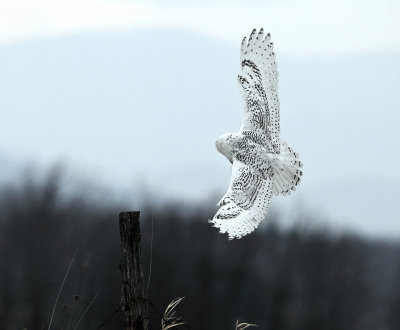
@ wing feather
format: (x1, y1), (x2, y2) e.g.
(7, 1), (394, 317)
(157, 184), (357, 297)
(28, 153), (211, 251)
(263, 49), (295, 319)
(238, 28), (280, 153)
(209, 160), (273, 239)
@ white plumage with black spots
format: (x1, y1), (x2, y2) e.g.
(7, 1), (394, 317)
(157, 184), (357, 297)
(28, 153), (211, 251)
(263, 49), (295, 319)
(209, 28), (303, 239)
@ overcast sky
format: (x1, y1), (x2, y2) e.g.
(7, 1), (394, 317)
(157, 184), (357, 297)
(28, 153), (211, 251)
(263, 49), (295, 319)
(1, 0), (400, 238)
(1, 0), (400, 56)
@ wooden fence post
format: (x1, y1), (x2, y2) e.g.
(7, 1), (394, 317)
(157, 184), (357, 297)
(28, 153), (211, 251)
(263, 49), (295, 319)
(119, 211), (147, 330)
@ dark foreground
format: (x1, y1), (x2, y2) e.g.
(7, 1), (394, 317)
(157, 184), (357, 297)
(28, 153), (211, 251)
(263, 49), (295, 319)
(1, 172), (400, 330)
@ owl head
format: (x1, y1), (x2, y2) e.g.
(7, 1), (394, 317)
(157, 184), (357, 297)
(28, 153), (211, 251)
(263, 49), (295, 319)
(216, 133), (234, 163)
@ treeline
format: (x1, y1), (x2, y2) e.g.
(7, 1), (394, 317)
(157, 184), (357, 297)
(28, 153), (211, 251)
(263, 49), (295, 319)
(0, 171), (400, 330)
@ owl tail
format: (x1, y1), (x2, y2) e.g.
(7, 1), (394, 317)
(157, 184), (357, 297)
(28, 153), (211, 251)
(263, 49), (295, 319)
(271, 141), (303, 196)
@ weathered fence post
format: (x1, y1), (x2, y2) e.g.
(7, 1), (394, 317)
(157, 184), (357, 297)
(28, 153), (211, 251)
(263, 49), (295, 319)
(119, 211), (147, 330)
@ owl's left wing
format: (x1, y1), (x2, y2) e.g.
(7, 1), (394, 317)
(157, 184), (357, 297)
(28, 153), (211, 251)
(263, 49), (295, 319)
(209, 160), (273, 239)
(238, 29), (280, 153)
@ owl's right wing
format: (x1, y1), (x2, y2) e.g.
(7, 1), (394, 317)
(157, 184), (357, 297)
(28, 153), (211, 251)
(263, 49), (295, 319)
(238, 28), (280, 153)
(209, 160), (273, 239)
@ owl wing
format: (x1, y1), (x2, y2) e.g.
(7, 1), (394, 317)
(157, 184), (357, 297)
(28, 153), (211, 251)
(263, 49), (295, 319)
(238, 28), (280, 153)
(209, 160), (273, 239)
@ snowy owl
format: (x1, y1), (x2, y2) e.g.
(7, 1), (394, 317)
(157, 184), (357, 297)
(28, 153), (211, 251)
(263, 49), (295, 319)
(209, 28), (303, 239)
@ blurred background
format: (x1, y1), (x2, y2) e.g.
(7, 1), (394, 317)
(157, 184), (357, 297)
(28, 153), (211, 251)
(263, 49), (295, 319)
(0, 0), (400, 329)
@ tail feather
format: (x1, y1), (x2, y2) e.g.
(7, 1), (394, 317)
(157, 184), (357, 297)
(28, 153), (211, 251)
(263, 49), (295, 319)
(272, 141), (303, 196)
(273, 174), (284, 195)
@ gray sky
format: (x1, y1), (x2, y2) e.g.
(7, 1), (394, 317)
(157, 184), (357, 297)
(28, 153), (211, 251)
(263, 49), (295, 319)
(1, 0), (400, 56)
(1, 0), (400, 238)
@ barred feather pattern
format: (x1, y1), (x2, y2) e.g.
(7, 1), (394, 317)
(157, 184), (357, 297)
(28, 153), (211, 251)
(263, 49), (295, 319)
(239, 28), (280, 153)
(210, 29), (303, 239)
(211, 161), (274, 240)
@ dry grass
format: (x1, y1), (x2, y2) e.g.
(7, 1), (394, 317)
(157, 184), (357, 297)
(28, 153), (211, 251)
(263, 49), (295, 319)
(73, 292), (99, 329)
(48, 248), (79, 330)
(235, 320), (258, 330)
(161, 297), (186, 330)
(160, 297), (257, 330)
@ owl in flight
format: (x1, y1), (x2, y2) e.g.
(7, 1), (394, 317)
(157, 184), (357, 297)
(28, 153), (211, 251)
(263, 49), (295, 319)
(209, 28), (303, 239)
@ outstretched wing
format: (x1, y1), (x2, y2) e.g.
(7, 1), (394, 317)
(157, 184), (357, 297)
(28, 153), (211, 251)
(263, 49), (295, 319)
(238, 28), (280, 153)
(209, 160), (273, 239)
